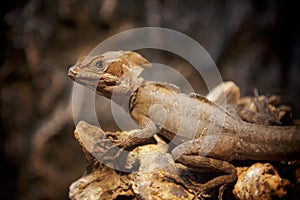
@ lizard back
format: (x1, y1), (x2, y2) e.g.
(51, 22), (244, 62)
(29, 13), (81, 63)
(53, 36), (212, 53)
(129, 82), (233, 145)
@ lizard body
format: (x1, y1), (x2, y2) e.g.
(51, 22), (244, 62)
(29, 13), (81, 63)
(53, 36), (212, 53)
(132, 82), (300, 161)
(68, 50), (300, 195)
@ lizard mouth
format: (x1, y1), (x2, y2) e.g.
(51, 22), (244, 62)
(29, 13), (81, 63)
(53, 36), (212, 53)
(68, 65), (119, 92)
(68, 65), (103, 83)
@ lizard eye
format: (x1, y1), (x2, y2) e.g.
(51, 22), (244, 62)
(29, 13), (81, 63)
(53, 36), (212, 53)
(95, 60), (106, 70)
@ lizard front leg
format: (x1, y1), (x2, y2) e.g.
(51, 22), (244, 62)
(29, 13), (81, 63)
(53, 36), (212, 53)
(115, 116), (158, 148)
(171, 134), (237, 198)
(102, 116), (159, 160)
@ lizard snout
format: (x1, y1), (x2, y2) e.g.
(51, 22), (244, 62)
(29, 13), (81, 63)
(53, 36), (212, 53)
(68, 65), (79, 80)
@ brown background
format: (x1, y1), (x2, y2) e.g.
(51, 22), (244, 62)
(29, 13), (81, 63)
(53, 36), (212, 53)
(1, 0), (300, 199)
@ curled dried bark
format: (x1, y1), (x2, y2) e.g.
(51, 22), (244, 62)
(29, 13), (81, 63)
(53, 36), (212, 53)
(233, 163), (291, 200)
(69, 121), (197, 200)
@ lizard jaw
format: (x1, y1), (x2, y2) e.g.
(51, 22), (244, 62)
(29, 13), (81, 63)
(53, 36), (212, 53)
(68, 64), (129, 97)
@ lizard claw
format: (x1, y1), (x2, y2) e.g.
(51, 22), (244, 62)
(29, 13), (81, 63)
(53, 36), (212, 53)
(99, 143), (133, 171)
(100, 143), (123, 160)
(95, 136), (129, 164)
(164, 174), (211, 199)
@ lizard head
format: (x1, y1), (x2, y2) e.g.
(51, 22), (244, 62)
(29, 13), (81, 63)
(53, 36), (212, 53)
(68, 51), (150, 97)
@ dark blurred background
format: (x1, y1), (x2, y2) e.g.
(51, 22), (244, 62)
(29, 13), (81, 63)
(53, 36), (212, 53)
(1, 0), (300, 199)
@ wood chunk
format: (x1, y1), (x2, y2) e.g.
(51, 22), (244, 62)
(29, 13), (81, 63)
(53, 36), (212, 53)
(70, 121), (196, 199)
(233, 163), (291, 200)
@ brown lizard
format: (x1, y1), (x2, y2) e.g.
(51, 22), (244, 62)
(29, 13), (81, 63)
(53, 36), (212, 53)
(68, 50), (300, 194)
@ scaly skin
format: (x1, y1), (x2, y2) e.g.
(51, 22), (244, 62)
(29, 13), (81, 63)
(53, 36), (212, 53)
(68, 50), (300, 195)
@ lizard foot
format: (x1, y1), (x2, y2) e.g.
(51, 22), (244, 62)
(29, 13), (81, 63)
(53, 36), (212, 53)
(94, 141), (131, 171)
(96, 134), (139, 163)
(178, 172), (229, 200)
(164, 174), (210, 198)
(84, 132), (126, 164)
(97, 139), (125, 161)
(191, 185), (226, 200)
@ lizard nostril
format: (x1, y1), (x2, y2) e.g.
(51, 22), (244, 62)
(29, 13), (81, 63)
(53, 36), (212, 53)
(68, 65), (79, 80)
(68, 65), (77, 73)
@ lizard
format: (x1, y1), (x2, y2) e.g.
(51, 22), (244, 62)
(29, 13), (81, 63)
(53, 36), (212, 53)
(68, 50), (300, 195)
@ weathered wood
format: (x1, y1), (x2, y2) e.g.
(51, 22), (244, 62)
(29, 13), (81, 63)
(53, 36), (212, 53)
(69, 121), (196, 199)
(233, 163), (291, 200)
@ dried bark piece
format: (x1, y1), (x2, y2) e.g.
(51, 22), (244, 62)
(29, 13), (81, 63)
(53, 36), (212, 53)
(236, 94), (290, 125)
(69, 167), (134, 199)
(129, 135), (195, 199)
(70, 121), (196, 200)
(233, 163), (291, 200)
